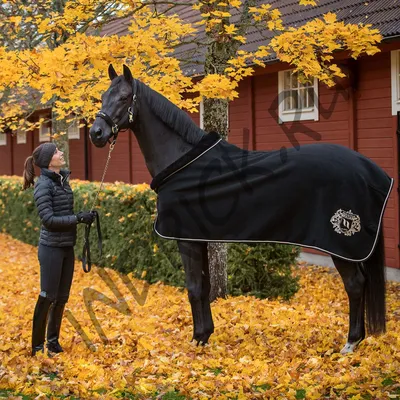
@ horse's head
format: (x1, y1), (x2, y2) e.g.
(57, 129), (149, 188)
(90, 64), (137, 148)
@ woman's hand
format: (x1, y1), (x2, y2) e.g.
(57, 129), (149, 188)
(76, 211), (96, 224)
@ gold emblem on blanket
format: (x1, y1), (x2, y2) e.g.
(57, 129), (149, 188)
(330, 209), (361, 236)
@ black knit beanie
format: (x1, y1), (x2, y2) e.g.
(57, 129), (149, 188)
(33, 142), (57, 168)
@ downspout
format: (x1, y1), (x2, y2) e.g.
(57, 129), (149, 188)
(397, 111), (400, 249)
(348, 59), (358, 151)
(9, 131), (14, 175)
(250, 76), (256, 150)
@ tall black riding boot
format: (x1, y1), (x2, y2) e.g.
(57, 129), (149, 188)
(46, 301), (66, 354)
(31, 295), (53, 356)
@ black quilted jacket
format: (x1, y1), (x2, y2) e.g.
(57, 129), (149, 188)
(33, 168), (78, 247)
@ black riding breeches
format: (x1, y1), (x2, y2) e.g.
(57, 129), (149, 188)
(38, 244), (75, 303)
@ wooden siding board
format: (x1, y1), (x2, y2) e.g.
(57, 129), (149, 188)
(356, 87), (391, 101)
(357, 108), (392, 119)
(357, 138), (393, 148)
(358, 118), (393, 129)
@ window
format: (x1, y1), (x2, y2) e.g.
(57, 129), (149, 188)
(39, 119), (50, 142)
(67, 119), (80, 140)
(0, 132), (6, 146)
(16, 128), (27, 144)
(391, 50), (400, 115)
(278, 69), (319, 123)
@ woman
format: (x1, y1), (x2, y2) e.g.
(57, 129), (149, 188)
(23, 142), (95, 356)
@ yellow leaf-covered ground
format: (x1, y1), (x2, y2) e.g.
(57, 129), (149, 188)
(0, 233), (399, 399)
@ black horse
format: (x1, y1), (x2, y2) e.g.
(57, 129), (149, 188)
(89, 64), (393, 354)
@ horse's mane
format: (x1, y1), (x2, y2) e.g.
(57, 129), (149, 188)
(137, 80), (205, 145)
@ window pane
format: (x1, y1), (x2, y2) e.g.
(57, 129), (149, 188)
(283, 91), (292, 110)
(39, 124), (50, 142)
(307, 87), (314, 107)
(284, 72), (291, 89)
(292, 91), (298, 109)
(299, 88), (307, 108)
(297, 76), (313, 89)
(0, 133), (7, 145)
(17, 129), (26, 144)
(284, 91), (299, 110)
(67, 119), (80, 139)
(291, 73), (298, 89)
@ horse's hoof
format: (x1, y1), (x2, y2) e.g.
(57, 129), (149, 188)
(191, 336), (209, 346)
(340, 338), (362, 354)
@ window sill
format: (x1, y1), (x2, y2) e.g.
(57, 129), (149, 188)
(278, 109), (319, 124)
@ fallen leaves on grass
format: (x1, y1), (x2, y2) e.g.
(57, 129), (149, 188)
(0, 233), (399, 399)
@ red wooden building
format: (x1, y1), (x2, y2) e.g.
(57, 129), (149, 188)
(1, 0), (400, 271)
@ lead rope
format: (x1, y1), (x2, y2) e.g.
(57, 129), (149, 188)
(89, 139), (116, 212)
(82, 139), (116, 273)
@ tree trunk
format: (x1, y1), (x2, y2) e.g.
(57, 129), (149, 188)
(201, 2), (257, 301)
(207, 241), (228, 302)
(203, 97), (229, 302)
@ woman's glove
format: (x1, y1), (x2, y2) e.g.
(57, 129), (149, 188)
(76, 211), (96, 224)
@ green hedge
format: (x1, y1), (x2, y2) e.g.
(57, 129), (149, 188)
(0, 175), (300, 300)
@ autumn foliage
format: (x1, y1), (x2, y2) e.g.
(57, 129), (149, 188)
(0, 0), (382, 138)
(0, 233), (399, 399)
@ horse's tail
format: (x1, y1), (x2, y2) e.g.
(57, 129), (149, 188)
(364, 228), (386, 335)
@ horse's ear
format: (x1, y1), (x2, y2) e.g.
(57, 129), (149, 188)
(123, 64), (133, 83)
(108, 64), (118, 81)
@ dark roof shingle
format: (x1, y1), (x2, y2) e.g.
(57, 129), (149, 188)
(100, 0), (400, 75)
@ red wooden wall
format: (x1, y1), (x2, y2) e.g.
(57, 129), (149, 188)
(68, 126), (151, 184)
(225, 50), (399, 269)
(356, 52), (398, 268)
(1, 46), (398, 268)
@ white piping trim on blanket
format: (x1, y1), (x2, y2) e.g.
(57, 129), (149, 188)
(158, 139), (223, 186)
(153, 177), (394, 263)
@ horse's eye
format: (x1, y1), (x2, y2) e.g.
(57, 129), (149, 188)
(119, 97), (128, 102)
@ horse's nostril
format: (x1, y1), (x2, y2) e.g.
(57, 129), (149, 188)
(95, 128), (102, 138)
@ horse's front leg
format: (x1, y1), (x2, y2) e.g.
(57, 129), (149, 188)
(178, 241), (213, 345)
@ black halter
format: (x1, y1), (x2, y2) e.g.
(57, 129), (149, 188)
(96, 79), (138, 144)
(81, 80), (137, 273)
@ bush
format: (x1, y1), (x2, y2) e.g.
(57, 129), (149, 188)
(0, 175), (300, 300)
(228, 243), (300, 300)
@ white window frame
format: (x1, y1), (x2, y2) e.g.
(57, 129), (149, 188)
(391, 50), (400, 116)
(67, 118), (80, 140)
(39, 118), (51, 142)
(16, 128), (27, 144)
(278, 69), (319, 123)
(0, 132), (6, 146)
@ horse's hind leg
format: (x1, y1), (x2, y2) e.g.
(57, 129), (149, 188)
(200, 246), (214, 341)
(178, 241), (214, 345)
(332, 257), (366, 354)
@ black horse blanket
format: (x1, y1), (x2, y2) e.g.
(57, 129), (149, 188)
(150, 132), (393, 262)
